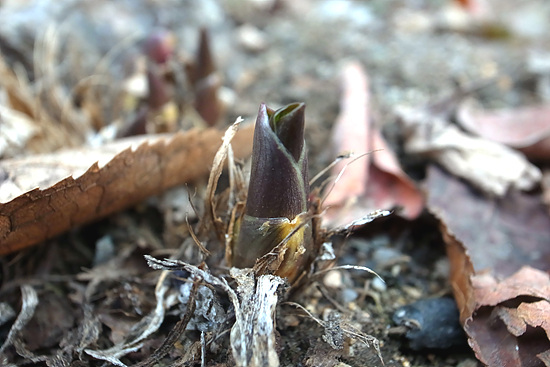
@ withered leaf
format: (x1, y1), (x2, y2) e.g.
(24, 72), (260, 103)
(441, 224), (475, 325)
(0, 125), (253, 255)
(458, 100), (550, 160)
(496, 301), (550, 339)
(428, 165), (550, 366)
(324, 61), (423, 227)
(399, 95), (541, 197)
(427, 164), (550, 278)
(466, 269), (550, 367)
(472, 267), (550, 306)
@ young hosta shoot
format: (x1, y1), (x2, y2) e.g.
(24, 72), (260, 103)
(229, 102), (315, 282)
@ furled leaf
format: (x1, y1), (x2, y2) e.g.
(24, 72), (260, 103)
(230, 103), (314, 283)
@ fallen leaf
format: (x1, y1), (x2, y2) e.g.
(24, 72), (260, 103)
(441, 222), (475, 325)
(457, 100), (550, 160)
(471, 267), (550, 306)
(0, 125), (254, 255)
(466, 269), (550, 367)
(399, 99), (541, 197)
(497, 300), (550, 339)
(427, 165), (550, 366)
(323, 61), (423, 227)
(426, 164), (550, 278)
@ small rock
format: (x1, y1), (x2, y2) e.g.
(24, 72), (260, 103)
(236, 24), (267, 52)
(323, 270), (343, 288)
(94, 235), (115, 266)
(341, 288), (358, 303)
(371, 276), (387, 292)
(392, 297), (466, 350)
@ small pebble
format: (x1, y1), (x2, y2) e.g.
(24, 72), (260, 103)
(341, 288), (358, 303)
(323, 270), (343, 288)
(392, 297), (466, 350)
(371, 276), (387, 292)
(94, 235), (115, 265)
(236, 24), (267, 52)
(0, 303), (15, 326)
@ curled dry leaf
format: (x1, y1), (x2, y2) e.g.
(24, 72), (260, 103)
(399, 102), (541, 197)
(427, 165), (550, 366)
(323, 61), (423, 228)
(466, 268), (550, 367)
(457, 100), (550, 160)
(0, 125), (254, 255)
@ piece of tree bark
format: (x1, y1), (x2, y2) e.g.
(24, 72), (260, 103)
(0, 125), (254, 255)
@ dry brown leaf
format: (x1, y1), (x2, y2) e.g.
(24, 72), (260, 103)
(323, 61), (423, 227)
(466, 269), (550, 367)
(458, 100), (550, 160)
(400, 103), (541, 197)
(426, 164), (550, 278)
(471, 267), (550, 306)
(497, 301), (550, 339)
(441, 223), (476, 325)
(0, 125), (254, 255)
(427, 165), (550, 366)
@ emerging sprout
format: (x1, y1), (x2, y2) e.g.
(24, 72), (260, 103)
(229, 102), (315, 282)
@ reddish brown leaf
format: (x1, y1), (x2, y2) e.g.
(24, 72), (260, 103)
(440, 223), (476, 325)
(497, 301), (550, 339)
(465, 270), (550, 367)
(400, 100), (541, 197)
(471, 267), (550, 306)
(426, 164), (550, 278)
(323, 61), (423, 227)
(427, 164), (550, 366)
(0, 125), (254, 255)
(458, 101), (550, 160)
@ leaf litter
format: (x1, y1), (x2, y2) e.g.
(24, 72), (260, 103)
(323, 61), (424, 228)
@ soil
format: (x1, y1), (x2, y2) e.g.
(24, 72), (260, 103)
(1, 0), (549, 366)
